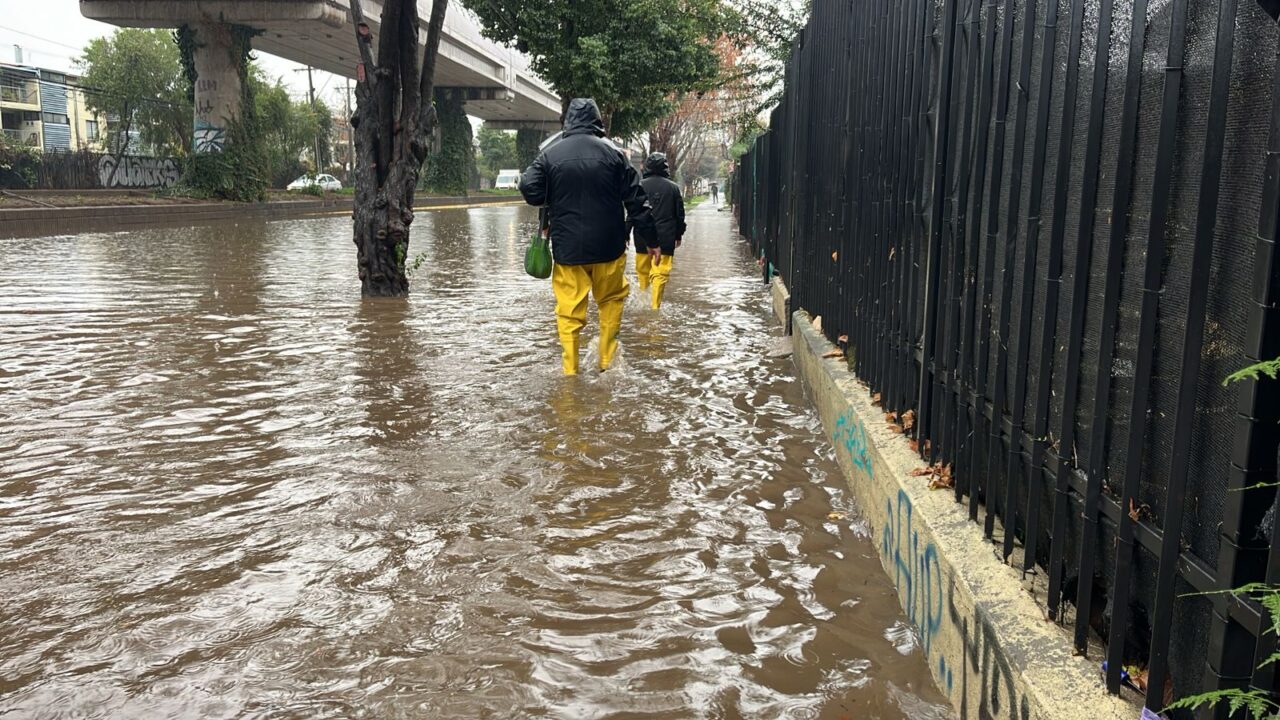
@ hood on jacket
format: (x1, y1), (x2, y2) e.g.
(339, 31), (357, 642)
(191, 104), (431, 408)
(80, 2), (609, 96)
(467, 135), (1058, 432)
(563, 98), (606, 137)
(643, 152), (671, 178)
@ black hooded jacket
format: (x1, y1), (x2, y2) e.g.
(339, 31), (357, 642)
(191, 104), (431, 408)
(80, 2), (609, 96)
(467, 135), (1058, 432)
(631, 153), (686, 256)
(519, 99), (657, 266)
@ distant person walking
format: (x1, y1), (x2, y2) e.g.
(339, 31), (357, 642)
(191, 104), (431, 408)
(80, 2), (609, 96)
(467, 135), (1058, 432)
(519, 98), (657, 376)
(709, 180), (719, 205)
(632, 153), (686, 310)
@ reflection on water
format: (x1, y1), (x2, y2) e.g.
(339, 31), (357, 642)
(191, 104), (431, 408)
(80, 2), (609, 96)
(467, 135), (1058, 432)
(0, 207), (951, 718)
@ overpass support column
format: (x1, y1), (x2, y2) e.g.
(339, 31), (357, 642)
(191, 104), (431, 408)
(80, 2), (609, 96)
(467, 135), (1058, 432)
(188, 23), (245, 153)
(516, 128), (548, 169)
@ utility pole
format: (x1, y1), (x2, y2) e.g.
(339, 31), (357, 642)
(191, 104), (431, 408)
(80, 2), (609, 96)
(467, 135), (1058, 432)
(306, 66), (321, 174)
(344, 77), (354, 177)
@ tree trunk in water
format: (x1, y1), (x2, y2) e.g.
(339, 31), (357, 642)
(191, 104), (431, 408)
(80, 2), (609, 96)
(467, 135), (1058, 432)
(349, 0), (449, 298)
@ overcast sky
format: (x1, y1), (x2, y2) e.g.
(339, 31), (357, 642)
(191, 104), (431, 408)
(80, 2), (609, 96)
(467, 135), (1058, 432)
(0, 2), (352, 108)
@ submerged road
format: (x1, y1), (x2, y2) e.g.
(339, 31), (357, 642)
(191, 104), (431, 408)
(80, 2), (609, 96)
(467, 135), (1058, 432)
(0, 203), (951, 718)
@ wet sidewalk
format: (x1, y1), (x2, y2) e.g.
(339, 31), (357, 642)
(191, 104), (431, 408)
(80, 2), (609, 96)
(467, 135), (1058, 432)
(0, 202), (950, 718)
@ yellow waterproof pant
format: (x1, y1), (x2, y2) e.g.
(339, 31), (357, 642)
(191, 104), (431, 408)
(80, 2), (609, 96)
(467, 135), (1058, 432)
(634, 252), (653, 291)
(552, 253), (630, 375)
(649, 255), (674, 309)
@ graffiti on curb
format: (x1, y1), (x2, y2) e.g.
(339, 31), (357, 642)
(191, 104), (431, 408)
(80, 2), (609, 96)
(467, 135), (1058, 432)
(880, 481), (1033, 719)
(833, 410), (874, 479)
(948, 579), (1032, 720)
(97, 155), (180, 189)
(882, 489), (944, 657)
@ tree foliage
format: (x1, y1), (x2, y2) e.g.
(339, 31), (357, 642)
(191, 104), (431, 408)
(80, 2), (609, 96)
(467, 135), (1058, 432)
(458, 0), (725, 138)
(477, 126), (519, 181)
(77, 28), (191, 156)
(253, 73), (334, 186)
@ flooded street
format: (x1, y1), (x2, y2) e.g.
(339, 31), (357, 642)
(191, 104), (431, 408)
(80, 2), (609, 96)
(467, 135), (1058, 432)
(0, 204), (949, 718)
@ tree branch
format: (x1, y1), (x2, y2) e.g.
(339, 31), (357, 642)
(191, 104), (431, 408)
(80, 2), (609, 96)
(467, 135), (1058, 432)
(415, 0), (449, 149)
(348, 0), (377, 90)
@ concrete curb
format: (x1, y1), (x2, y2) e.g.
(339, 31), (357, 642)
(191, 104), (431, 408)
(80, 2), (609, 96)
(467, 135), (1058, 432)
(0, 195), (523, 239)
(788, 307), (1138, 720)
(770, 276), (790, 326)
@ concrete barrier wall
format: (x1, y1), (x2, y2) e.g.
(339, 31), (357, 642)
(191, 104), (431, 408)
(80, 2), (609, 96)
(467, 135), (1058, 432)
(787, 305), (1138, 720)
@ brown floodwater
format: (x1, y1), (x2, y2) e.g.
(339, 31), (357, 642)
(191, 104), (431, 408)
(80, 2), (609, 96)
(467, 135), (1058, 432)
(0, 205), (951, 719)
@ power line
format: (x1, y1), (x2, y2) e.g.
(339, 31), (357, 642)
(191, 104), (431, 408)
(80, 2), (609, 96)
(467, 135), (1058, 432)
(0, 24), (87, 53)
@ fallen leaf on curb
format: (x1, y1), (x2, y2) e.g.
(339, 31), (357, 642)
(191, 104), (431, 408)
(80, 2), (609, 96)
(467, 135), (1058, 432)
(910, 467), (932, 477)
(909, 439), (920, 453)
(929, 474), (955, 490)
(901, 410), (915, 432)
(827, 511), (847, 521)
(822, 349), (844, 359)
(871, 393), (882, 405)
(837, 334), (849, 344)
(884, 412), (897, 424)
(887, 423), (903, 434)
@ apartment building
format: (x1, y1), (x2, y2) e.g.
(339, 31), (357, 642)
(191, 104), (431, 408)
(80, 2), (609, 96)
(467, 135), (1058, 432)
(1, 62), (105, 152)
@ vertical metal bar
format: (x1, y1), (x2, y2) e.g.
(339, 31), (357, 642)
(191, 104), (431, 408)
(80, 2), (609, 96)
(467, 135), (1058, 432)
(1244, 33), (1280, 699)
(953, 0), (982, 494)
(918, 0), (963, 453)
(1146, 0), (1238, 706)
(1012, 0), (1061, 578)
(1103, 0), (1188, 691)
(976, 0), (1017, 539)
(999, 0), (1040, 562)
(1045, 0), (1116, 621)
(1073, 0), (1149, 657)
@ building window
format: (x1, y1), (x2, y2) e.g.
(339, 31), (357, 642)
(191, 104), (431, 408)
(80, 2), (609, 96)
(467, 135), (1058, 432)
(42, 112), (68, 125)
(22, 111), (40, 122)
(85, 120), (97, 140)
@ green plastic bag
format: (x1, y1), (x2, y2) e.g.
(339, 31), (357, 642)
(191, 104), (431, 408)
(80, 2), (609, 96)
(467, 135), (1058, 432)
(524, 233), (553, 279)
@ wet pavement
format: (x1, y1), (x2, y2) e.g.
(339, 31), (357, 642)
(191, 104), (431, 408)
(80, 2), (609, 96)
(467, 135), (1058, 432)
(0, 202), (951, 718)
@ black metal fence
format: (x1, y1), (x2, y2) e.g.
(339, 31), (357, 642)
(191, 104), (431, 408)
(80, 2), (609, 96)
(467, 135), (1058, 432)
(735, 0), (1280, 712)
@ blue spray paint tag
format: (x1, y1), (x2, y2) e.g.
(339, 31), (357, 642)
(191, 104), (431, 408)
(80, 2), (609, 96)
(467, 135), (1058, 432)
(1139, 708), (1163, 720)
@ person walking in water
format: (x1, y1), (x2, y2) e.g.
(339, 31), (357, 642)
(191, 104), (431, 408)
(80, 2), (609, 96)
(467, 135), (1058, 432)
(520, 98), (657, 376)
(709, 180), (719, 205)
(633, 152), (686, 310)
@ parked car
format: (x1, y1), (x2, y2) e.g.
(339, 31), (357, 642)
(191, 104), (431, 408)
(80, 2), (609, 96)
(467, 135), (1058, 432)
(494, 169), (521, 190)
(287, 173), (342, 192)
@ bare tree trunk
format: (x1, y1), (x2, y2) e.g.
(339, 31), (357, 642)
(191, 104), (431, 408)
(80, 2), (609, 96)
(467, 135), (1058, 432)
(349, 0), (449, 297)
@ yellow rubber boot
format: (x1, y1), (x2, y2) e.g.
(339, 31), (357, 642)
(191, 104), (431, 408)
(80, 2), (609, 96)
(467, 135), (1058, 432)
(650, 254), (674, 310)
(592, 254), (630, 371)
(552, 263), (592, 375)
(635, 252), (653, 291)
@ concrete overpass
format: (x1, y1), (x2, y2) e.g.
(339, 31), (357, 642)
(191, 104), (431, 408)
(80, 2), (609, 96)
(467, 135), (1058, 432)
(80, 1), (563, 152)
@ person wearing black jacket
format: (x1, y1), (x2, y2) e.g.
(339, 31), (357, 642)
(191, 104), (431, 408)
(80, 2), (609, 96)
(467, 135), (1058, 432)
(519, 98), (658, 376)
(632, 152), (686, 310)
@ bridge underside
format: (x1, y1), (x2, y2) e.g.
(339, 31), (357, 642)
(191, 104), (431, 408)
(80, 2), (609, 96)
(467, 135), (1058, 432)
(80, 0), (562, 125)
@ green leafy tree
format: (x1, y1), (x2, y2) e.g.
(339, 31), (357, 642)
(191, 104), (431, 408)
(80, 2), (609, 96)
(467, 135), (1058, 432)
(250, 73), (335, 186)
(458, 0), (724, 138)
(477, 126), (518, 181)
(77, 28), (191, 156)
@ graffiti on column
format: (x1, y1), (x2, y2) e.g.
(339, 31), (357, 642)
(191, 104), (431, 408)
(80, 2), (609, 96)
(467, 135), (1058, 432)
(194, 78), (225, 153)
(194, 120), (226, 154)
(97, 155), (181, 189)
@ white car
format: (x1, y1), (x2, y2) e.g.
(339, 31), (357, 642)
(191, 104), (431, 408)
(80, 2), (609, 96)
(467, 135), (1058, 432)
(494, 170), (521, 189)
(287, 173), (342, 191)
